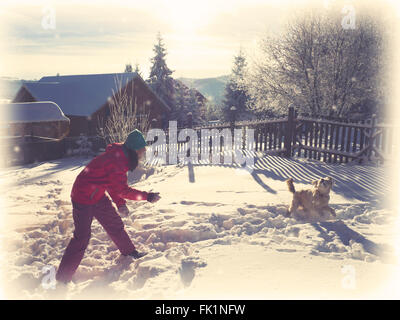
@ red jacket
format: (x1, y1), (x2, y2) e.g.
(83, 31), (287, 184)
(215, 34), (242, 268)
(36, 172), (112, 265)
(71, 143), (148, 207)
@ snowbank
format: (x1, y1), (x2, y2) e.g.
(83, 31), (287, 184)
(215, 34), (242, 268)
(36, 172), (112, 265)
(1, 101), (70, 124)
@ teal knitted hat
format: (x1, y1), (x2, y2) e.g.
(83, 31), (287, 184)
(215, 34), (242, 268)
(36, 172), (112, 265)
(124, 129), (147, 151)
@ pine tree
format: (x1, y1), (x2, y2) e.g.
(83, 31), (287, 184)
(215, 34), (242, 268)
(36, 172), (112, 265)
(134, 63), (143, 77)
(173, 81), (206, 127)
(222, 48), (252, 122)
(173, 83), (188, 125)
(204, 100), (223, 121)
(187, 87), (204, 125)
(147, 32), (175, 112)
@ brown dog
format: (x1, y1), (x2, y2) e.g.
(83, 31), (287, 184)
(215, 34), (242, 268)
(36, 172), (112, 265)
(286, 177), (336, 219)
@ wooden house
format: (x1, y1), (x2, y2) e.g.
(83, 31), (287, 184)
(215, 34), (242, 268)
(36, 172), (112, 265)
(0, 101), (70, 139)
(12, 72), (171, 137)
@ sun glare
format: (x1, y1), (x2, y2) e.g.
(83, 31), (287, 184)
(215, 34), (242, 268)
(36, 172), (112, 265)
(163, 0), (212, 34)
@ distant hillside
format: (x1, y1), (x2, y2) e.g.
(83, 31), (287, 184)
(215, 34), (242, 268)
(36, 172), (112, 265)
(1, 75), (230, 106)
(177, 75), (229, 105)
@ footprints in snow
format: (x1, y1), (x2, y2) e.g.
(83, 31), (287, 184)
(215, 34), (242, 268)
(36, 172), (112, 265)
(34, 179), (62, 186)
(7, 177), (392, 297)
(180, 200), (225, 207)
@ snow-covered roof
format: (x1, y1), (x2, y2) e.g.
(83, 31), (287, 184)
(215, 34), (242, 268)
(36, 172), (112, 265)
(19, 72), (170, 117)
(1, 101), (70, 123)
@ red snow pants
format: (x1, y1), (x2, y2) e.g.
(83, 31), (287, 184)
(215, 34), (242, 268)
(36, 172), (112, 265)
(56, 195), (135, 283)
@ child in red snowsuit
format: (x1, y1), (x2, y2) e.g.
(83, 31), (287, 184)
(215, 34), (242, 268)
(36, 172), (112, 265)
(56, 130), (160, 283)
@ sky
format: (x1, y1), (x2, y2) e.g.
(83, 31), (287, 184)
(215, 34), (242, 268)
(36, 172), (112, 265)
(0, 0), (399, 80)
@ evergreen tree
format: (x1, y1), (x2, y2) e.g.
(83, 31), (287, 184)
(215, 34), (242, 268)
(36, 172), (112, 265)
(147, 32), (175, 112)
(173, 82), (188, 125)
(222, 48), (252, 122)
(187, 87), (204, 125)
(173, 81), (206, 127)
(204, 100), (223, 122)
(134, 63), (143, 77)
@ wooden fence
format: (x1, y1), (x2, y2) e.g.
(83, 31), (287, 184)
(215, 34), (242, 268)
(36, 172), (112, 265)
(148, 107), (398, 165)
(288, 108), (398, 164)
(2, 108), (397, 167)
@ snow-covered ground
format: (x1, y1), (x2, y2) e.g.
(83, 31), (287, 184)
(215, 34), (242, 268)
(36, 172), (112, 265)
(0, 153), (399, 299)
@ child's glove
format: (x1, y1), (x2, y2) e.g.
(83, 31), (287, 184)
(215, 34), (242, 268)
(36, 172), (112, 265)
(147, 192), (161, 203)
(117, 204), (130, 217)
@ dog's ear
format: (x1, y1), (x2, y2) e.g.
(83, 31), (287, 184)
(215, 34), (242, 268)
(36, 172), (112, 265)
(326, 176), (334, 187)
(311, 179), (319, 187)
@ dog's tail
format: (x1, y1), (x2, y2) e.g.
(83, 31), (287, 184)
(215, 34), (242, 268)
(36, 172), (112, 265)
(286, 178), (296, 193)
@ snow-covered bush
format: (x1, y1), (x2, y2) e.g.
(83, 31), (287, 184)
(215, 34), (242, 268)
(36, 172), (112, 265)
(70, 134), (94, 156)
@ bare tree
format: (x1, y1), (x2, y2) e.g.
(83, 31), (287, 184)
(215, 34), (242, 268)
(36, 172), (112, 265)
(97, 76), (150, 145)
(247, 9), (385, 118)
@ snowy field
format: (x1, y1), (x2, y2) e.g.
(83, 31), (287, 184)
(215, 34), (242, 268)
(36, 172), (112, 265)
(0, 153), (399, 299)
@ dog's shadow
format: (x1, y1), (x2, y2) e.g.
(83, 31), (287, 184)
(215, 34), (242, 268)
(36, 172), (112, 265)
(311, 220), (394, 263)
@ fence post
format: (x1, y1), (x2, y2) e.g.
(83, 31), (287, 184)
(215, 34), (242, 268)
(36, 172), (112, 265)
(284, 106), (295, 157)
(230, 108), (236, 132)
(367, 114), (377, 161)
(186, 112), (193, 158)
(186, 112), (193, 130)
